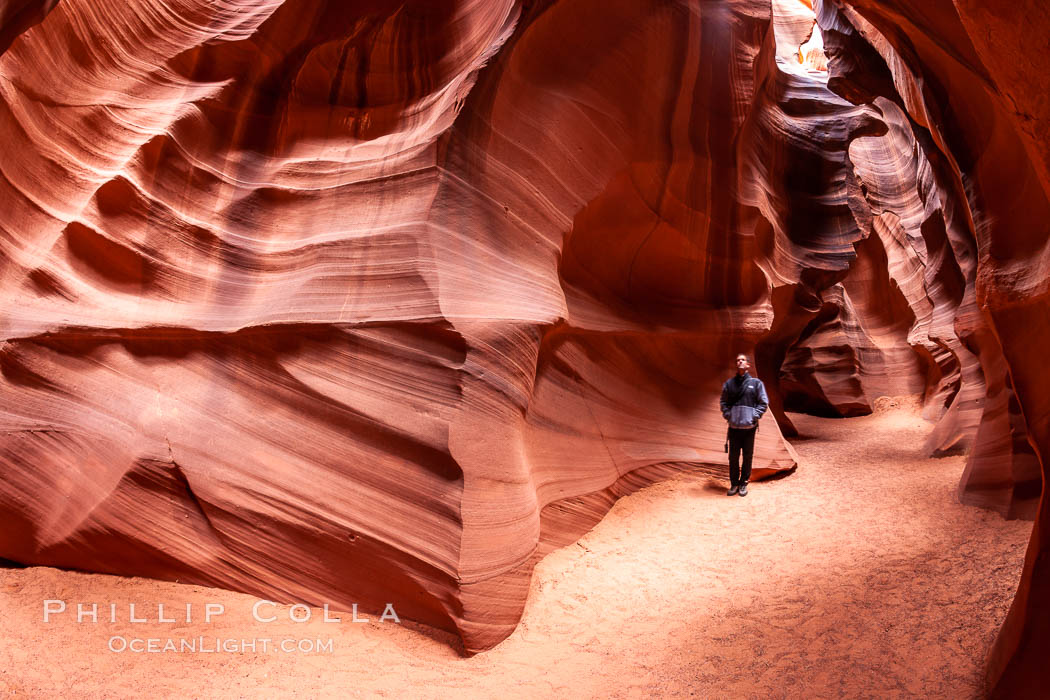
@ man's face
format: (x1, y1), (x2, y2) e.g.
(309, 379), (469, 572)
(735, 355), (750, 373)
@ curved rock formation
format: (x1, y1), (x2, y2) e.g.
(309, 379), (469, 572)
(0, 0), (57, 54)
(813, 0), (1049, 694)
(0, 0), (801, 654)
(0, 0), (1048, 686)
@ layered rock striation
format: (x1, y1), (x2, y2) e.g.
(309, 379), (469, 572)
(813, 0), (1049, 693)
(0, 0), (799, 653)
(0, 0), (1047, 685)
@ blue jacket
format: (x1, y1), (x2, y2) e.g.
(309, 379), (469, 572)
(720, 372), (769, 429)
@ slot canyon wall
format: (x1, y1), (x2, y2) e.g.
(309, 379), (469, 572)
(0, 0), (1046, 693)
(807, 2), (1050, 695)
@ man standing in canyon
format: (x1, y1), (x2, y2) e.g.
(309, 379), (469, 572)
(720, 353), (769, 497)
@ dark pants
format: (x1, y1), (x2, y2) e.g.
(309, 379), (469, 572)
(728, 427), (757, 486)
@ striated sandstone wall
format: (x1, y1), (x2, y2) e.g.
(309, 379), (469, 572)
(814, 0), (1049, 693)
(0, 0), (1047, 678)
(0, 0), (799, 653)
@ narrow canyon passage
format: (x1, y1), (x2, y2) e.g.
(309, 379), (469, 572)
(0, 402), (1030, 698)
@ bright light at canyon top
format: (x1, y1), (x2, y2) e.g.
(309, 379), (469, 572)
(773, 0), (828, 78)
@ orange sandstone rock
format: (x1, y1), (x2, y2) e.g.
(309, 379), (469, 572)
(0, 0), (1047, 678)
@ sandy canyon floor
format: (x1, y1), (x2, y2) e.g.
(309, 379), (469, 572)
(0, 403), (1033, 698)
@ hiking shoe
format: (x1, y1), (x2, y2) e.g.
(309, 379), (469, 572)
(727, 485), (739, 496)
(738, 483), (748, 497)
